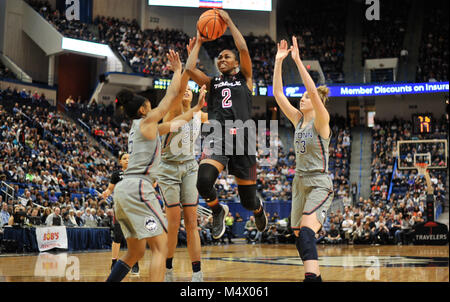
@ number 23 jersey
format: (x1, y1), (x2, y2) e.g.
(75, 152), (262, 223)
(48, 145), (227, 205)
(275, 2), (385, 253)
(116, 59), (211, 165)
(294, 117), (331, 176)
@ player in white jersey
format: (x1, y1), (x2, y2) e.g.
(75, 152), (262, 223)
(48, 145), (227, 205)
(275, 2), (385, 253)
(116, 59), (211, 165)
(106, 50), (185, 282)
(158, 38), (209, 282)
(273, 37), (334, 282)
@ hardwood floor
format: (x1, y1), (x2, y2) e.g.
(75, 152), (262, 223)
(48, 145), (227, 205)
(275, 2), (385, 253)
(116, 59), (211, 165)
(0, 242), (448, 282)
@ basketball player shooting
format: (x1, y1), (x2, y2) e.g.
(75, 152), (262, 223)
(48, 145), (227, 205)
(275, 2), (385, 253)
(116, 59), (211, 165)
(185, 9), (268, 240)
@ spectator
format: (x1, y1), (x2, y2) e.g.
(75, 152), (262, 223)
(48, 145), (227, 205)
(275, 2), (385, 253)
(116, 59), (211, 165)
(234, 212), (244, 222)
(224, 212), (234, 244)
(324, 223), (343, 244)
(45, 206), (62, 226)
(1, 202), (10, 226)
(244, 216), (261, 244)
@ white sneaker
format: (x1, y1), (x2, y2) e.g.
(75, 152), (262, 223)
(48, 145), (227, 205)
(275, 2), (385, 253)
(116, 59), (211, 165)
(164, 268), (174, 282)
(191, 271), (203, 282)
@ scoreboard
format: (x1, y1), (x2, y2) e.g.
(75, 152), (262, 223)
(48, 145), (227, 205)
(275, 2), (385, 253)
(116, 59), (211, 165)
(412, 114), (433, 134)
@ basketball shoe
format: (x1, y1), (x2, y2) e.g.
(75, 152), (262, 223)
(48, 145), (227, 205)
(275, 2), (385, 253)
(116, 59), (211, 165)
(212, 204), (229, 239)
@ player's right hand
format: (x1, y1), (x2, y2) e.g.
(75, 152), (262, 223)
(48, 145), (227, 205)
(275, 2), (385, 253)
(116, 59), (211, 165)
(101, 191), (109, 199)
(196, 30), (214, 44)
(187, 37), (196, 55)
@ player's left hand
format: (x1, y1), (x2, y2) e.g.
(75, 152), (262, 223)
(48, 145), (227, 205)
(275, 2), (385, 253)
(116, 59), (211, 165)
(194, 85), (207, 111)
(167, 49), (181, 72)
(291, 35), (301, 62)
(215, 9), (231, 25)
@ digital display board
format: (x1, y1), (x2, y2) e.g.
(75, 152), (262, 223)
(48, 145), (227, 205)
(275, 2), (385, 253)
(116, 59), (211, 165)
(412, 114), (433, 134)
(148, 0), (272, 11)
(154, 79), (201, 93)
(154, 80), (448, 98)
(267, 82), (449, 98)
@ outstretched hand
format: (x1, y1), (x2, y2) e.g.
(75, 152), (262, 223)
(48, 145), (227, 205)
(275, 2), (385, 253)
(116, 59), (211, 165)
(194, 85), (207, 111)
(291, 35), (301, 62)
(276, 39), (292, 61)
(186, 37), (197, 55)
(166, 49), (181, 72)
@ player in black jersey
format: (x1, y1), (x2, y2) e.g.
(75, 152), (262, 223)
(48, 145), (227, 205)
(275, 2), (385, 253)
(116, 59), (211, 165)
(101, 152), (139, 275)
(185, 9), (267, 239)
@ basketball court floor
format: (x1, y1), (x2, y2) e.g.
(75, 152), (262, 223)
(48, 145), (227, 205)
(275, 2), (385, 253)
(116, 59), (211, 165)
(0, 241), (448, 282)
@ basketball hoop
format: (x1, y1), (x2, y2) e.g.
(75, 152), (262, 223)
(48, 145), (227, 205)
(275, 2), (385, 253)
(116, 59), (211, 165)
(415, 163), (428, 175)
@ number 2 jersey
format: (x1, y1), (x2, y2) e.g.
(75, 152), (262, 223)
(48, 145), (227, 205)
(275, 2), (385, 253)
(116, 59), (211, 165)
(206, 71), (255, 156)
(294, 117), (331, 176)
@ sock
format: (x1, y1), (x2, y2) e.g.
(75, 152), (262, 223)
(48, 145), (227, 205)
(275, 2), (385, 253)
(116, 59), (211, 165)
(166, 258), (173, 270)
(304, 272), (322, 282)
(192, 261), (201, 273)
(106, 260), (130, 282)
(208, 199), (222, 215)
(112, 258), (117, 264)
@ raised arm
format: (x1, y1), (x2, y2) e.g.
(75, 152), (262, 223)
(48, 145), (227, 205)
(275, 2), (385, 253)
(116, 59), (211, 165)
(185, 34), (212, 90)
(217, 9), (252, 88)
(273, 39), (303, 127)
(291, 36), (330, 138)
(140, 50), (182, 140)
(158, 85), (207, 135)
(163, 38), (198, 123)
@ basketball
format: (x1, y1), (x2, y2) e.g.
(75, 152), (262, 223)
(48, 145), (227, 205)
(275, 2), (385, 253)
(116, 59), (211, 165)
(197, 9), (227, 40)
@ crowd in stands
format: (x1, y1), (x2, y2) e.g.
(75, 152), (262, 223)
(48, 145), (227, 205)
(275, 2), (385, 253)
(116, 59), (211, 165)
(94, 16), (199, 77)
(26, 0), (98, 42)
(26, 1), (195, 78)
(64, 96), (126, 157)
(0, 88), (123, 232)
(365, 117), (448, 244)
(371, 117), (447, 204)
(361, 0), (410, 64)
(283, 0), (346, 83)
(416, 0), (449, 82)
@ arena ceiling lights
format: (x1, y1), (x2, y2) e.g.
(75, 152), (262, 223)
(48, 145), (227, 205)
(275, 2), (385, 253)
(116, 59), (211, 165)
(61, 37), (111, 58)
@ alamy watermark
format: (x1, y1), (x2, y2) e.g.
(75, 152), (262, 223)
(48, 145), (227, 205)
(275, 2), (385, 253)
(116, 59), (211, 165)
(366, 0), (380, 21)
(167, 113), (279, 167)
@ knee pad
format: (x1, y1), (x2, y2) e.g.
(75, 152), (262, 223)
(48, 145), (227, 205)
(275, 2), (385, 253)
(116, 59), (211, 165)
(237, 185), (259, 211)
(295, 227), (318, 261)
(196, 164), (219, 202)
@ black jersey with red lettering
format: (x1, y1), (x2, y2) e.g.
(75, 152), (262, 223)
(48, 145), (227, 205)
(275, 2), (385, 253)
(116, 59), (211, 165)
(207, 71), (252, 126)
